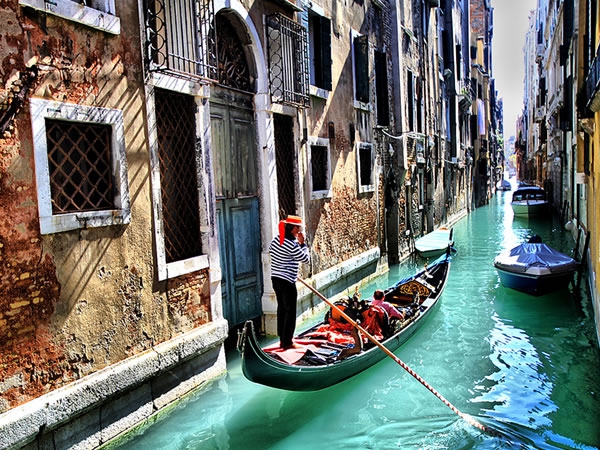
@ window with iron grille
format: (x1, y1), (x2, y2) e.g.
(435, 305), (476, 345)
(357, 142), (375, 193)
(46, 120), (114, 213)
(30, 98), (130, 234)
(309, 137), (331, 199)
(154, 88), (203, 264)
(274, 114), (297, 216)
(144, 0), (217, 81)
(266, 13), (310, 107)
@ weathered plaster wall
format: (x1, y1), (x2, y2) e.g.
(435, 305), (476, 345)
(0, 1), (213, 415)
(304, 1), (383, 275)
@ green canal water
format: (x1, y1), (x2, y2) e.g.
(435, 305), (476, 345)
(114, 190), (600, 449)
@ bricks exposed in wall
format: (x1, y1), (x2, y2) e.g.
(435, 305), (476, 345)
(166, 271), (212, 329)
(311, 186), (378, 273)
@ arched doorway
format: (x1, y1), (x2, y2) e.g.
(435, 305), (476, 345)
(211, 12), (262, 327)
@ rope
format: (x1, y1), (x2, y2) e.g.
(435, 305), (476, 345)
(298, 277), (499, 437)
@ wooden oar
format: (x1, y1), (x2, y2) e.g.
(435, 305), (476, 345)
(298, 277), (498, 436)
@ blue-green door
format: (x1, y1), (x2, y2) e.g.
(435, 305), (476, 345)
(216, 198), (262, 326)
(211, 89), (262, 327)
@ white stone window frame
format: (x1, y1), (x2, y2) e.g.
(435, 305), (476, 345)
(30, 98), (131, 235)
(19, 0), (120, 35)
(308, 136), (332, 200)
(147, 77), (210, 281)
(356, 141), (375, 193)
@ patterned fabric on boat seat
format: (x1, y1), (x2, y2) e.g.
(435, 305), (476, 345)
(395, 278), (434, 303)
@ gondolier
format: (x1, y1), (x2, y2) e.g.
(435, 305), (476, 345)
(269, 215), (310, 349)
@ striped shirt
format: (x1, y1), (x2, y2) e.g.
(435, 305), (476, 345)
(269, 235), (310, 283)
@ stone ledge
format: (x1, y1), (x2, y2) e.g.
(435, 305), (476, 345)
(0, 319), (229, 449)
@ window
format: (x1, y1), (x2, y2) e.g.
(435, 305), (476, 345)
(308, 9), (332, 93)
(19, 0), (120, 34)
(352, 32), (370, 106)
(144, 0), (217, 81)
(309, 137), (332, 199)
(357, 142), (375, 193)
(374, 51), (390, 126)
(150, 88), (207, 280)
(407, 70), (415, 130)
(30, 98), (130, 234)
(266, 13), (310, 107)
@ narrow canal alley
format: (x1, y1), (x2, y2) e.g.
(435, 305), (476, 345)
(109, 188), (600, 449)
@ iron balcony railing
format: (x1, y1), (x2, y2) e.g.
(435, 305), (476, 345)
(585, 44), (600, 111)
(266, 13), (310, 107)
(144, 0), (218, 81)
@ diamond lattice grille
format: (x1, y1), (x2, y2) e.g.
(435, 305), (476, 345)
(155, 88), (202, 263)
(46, 119), (114, 214)
(274, 114), (296, 216)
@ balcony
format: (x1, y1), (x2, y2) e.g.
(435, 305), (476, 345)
(144, 0), (217, 81)
(534, 105), (546, 123)
(536, 44), (545, 63)
(458, 84), (474, 112)
(266, 14), (310, 107)
(585, 45), (600, 112)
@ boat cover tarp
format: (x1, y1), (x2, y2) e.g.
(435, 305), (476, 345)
(494, 243), (577, 274)
(415, 228), (452, 253)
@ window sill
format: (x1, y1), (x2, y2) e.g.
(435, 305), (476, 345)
(40, 210), (131, 235)
(353, 100), (372, 112)
(310, 85), (330, 100)
(20, 0), (120, 34)
(358, 185), (375, 194)
(159, 255), (210, 281)
(310, 190), (332, 200)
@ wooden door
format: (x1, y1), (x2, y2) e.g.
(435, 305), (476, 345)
(211, 89), (262, 327)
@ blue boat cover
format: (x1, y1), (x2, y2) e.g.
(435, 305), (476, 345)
(494, 243), (577, 274)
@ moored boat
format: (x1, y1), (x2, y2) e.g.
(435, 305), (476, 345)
(493, 239), (578, 295)
(414, 227), (454, 259)
(237, 249), (452, 391)
(496, 179), (511, 191)
(510, 186), (548, 217)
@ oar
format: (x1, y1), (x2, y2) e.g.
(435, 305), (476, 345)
(298, 278), (498, 437)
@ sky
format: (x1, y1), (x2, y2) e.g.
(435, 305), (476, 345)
(491, 0), (538, 138)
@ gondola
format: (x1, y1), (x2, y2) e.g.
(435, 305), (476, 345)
(237, 249), (452, 391)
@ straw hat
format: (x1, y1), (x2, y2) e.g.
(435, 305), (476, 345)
(278, 215), (303, 245)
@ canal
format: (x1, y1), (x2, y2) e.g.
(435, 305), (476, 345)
(111, 189), (600, 449)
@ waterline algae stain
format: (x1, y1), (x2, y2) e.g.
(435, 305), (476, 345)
(112, 192), (600, 449)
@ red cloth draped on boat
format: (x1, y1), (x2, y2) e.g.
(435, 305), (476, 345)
(361, 306), (387, 340)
